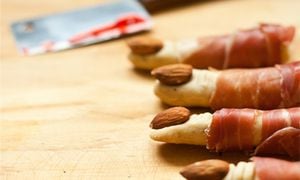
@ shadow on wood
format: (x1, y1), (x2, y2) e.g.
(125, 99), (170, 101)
(156, 143), (248, 167)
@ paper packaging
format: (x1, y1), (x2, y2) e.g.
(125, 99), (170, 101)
(11, 0), (152, 55)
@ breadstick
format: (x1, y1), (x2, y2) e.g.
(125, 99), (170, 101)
(150, 107), (300, 158)
(127, 24), (295, 70)
(180, 157), (300, 180)
(152, 61), (300, 110)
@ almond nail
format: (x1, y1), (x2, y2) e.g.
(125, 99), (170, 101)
(127, 37), (163, 55)
(151, 64), (193, 85)
(180, 159), (229, 180)
(150, 107), (191, 129)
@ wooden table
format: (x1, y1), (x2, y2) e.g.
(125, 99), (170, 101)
(1, 0), (300, 179)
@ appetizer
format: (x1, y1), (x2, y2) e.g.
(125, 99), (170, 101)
(150, 107), (300, 159)
(127, 24), (295, 70)
(180, 157), (300, 180)
(152, 61), (300, 110)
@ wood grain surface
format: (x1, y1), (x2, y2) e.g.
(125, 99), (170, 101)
(1, 0), (300, 179)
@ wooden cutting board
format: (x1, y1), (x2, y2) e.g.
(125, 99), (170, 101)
(1, 0), (300, 179)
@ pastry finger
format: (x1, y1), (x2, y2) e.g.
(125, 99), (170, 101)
(180, 157), (300, 180)
(153, 61), (300, 110)
(127, 24), (295, 70)
(150, 107), (300, 158)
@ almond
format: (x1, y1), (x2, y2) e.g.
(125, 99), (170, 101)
(127, 37), (163, 55)
(151, 64), (193, 85)
(180, 159), (229, 180)
(150, 107), (191, 129)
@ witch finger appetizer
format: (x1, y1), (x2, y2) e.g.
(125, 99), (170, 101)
(152, 61), (300, 110)
(127, 23), (295, 70)
(150, 107), (300, 159)
(180, 157), (300, 180)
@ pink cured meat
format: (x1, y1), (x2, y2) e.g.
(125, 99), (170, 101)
(206, 108), (300, 157)
(252, 157), (300, 180)
(260, 23), (295, 66)
(183, 24), (295, 69)
(206, 108), (255, 151)
(289, 107), (300, 128)
(210, 62), (300, 110)
(276, 61), (300, 108)
(254, 127), (300, 159)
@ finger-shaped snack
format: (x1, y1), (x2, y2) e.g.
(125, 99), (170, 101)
(153, 61), (300, 110)
(180, 157), (300, 180)
(127, 24), (295, 70)
(150, 107), (300, 159)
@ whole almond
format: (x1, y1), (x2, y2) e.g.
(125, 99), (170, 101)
(180, 159), (229, 180)
(127, 37), (163, 55)
(150, 107), (191, 129)
(151, 64), (193, 85)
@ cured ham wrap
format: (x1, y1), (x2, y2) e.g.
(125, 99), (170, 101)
(180, 157), (300, 180)
(127, 24), (295, 70)
(150, 107), (300, 159)
(152, 61), (300, 110)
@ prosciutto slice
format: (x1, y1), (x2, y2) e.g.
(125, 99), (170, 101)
(206, 108), (300, 158)
(210, 61), (300, 110)
(276, 62), (300, 107)
(254, 127), (300, 159)
(206, 108), (255, 151)
(252, 157), (300, 180)
(183, 24), (295, 69)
